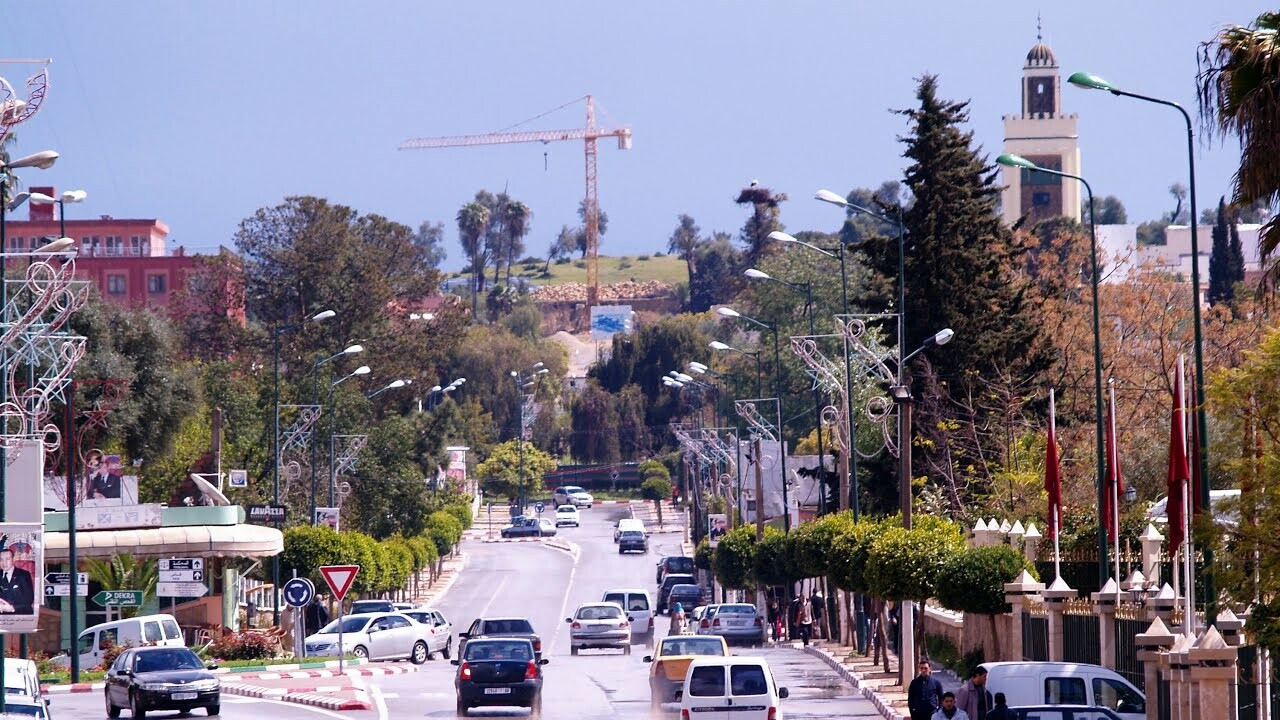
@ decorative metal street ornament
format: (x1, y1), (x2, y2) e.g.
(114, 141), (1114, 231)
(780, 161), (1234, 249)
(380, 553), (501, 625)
(277, 404), (322, 456)
(733, 398), (780, 443)
(332, 434), (368, 476)
(835, 314), (901, 458)
(0, 63), (50, 145)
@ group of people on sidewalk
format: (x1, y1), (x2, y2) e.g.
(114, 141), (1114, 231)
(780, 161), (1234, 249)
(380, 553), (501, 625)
(766, 591), (825, 646)
(908, 664), (1015, 720)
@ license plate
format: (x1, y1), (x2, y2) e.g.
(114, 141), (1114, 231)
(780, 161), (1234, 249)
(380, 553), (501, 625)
(483, 687), (512, 695)
(171, 692), (198, 700)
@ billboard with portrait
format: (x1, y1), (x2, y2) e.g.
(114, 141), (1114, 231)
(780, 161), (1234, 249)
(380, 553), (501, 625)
(43, 450), (140, 512)
(314, 507), (340, 530)
(0, 523), (42, 633)
(708, 513), (729, 547)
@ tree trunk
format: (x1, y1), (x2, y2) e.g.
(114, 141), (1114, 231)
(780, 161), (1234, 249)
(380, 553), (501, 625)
(655, 498), (664, 527)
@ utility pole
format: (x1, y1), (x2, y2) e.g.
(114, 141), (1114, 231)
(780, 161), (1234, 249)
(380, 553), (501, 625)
(753, 436), (765, 542)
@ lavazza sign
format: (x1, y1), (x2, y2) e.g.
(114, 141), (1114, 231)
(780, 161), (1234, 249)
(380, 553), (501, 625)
(248, 505), (287, 524)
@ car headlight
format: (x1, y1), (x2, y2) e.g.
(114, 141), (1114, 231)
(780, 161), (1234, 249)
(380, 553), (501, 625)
(141, 683), (172, 691)
(193, 679), (219, 691)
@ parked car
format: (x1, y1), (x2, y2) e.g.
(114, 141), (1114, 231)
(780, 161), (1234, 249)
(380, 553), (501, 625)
(105, 646), (220, 718)
(552, 485), (594, 508)
(656, 555), (695, 584)
(350, 599), (396, 614)
(644, 635), (730, 708)
(452, 638), (547, 716)
(393, 602), (420, 612)
(458, 617), (542, 661)
(555, 505), (580, 527)
(982, 661), (1145, 720)
(666, 584), (706, 613)
(73, 614), (185, 672)
(614, 518), (645, 542)
(304, 612), (434, 663)
(601, 589), (654, 640)
(618, 529), (648, 554)
(656, 574), (697, 614)
(2, 659), (51, 718)
(501, 516), (555, 538)
(678, 656), (788, 720)
(696, 603), (765, 646)
(1005, 707), (1125, 720)
(401, 607), (454, 659)
(567, 602), (632, 655)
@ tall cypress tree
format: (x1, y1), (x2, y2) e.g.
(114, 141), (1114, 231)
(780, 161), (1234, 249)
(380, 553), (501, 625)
(1208, 197), (1234, 306)
(1228, 208), (1247, 297)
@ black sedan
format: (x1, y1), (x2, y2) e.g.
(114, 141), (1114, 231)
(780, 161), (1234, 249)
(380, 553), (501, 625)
(459, 617), (542, 660)
(452, 638), (547, 716)
(105, 646), (220, 718)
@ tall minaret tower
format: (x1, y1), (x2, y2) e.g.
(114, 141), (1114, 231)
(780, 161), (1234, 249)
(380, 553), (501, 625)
(1000, 22), (1081, 227)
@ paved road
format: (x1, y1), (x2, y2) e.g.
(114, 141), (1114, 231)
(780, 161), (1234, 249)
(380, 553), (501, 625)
(49, 504), (874, 719)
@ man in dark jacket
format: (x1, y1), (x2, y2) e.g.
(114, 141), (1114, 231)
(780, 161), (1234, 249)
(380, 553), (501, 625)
(955, 667), (993, 720)
(984, 692), (1016, 720)
(907, 660), (944, 720)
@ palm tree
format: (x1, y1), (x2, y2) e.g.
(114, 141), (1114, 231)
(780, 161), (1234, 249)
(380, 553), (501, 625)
(456, 202), (491, 317)
(1199, 12), (1280, 277)
(85, 554), (158, 621)
(502, 201), (532, 284)
(667, 214), (701, 282)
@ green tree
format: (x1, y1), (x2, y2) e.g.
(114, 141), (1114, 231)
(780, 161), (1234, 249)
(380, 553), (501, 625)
(1082, 195), (1128, 225)
(735, 182), (787, 266)
(687, 232), (739, 312)
(281, 525), (348, 588)
(640, 464), (672, 526)
(751, 526), (795, 588)
(502, 201), (532, 285)
(668, 214), (702, 282)
(457, 202), (491, 315)
(1199, 12), (1280, 278)
(936, 545), (1035, 661)
(712, 525), (758, 590)
(571, 382), (621, 464)
(415, 220), (448, 269)
(171, 250), (251, 361)
(425, 511), (464, 558)
(475, 439), (556, 501)
(84, 554), (158, 619)
(1209, 197), (1245, 307)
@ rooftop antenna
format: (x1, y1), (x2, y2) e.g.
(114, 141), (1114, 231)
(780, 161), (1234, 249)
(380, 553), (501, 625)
(1036, 12), (1043, 42)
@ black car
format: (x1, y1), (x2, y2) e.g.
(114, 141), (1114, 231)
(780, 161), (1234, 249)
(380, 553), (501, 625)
(656, 573), (696, 614)
(105, 646), (220, 718)
(501, 517), (547, 538)
(452, 638), (547, 716)
(656, 556), (695, 584)
(618, 529), (648, 554)
(666, 583), (705, 612)
(350, 599), (395, 614)
(459, 617), (542, 660)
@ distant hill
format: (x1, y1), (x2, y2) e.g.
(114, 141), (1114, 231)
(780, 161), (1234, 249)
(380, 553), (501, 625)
(446, 254), (688, 288)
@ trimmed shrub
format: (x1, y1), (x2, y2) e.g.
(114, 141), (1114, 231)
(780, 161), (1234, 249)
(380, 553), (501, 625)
(751, 526), (795, 587)
(712, 525), (757, 590)
(936, 544), (1035, 615)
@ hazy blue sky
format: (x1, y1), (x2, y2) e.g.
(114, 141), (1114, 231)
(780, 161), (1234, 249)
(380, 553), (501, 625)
(1, 2), (1263, 271)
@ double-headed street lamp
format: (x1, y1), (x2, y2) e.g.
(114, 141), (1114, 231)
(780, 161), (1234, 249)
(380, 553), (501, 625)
(717, 306), (791, 532)
(1068, 70), (1214, 613)
(997, 152), (1110, 586)
(327, 365), (371, 506)
(709, 341), (762, 396)
(512, 363), (548, 512)
(30, 189), (87, 246)
(311, 344), (364, 519)
(425, 378), (465, 411)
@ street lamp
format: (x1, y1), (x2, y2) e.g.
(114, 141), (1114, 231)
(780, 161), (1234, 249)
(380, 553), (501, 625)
(310, 344), (365, 519)
(1068, 70), (1213, 613)
(328, 365), (371, 507)
(29, 188), (86, 248)
(709, 341), (762, 396)
(271, 307), (335, 624)
(717, 306), (791, 532)
(997, 152), (1109, 587)
(512, 363), (546, 513)
(887, 326), (954, 684)
(367, 379), (408, 400)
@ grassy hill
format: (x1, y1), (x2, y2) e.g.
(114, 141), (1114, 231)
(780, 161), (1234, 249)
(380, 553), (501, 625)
(448, 254), (688, 287)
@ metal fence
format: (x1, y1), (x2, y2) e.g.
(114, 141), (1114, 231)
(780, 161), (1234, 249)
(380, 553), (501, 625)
(1156, 674), (1171, 720)
(1022, 611), (1048, 661)
(1116, 617), (1147, 690)
(1239, 645), (1260, 720)
(1063, 614), (1101, 665)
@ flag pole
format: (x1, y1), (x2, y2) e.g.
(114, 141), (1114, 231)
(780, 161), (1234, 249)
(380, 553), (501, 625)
(1110, 380), (1121, 599)
(1050, 388), (1061, 580)
(1181, 355), (1195, 637)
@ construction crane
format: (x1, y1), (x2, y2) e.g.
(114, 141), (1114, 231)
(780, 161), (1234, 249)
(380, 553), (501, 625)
(399, 95), (632, 310)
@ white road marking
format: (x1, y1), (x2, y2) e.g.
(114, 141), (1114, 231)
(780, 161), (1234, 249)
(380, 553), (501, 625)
(369, 679), (389, 720)
(475, 574), (510, 618)
(223, 695), (355, 719)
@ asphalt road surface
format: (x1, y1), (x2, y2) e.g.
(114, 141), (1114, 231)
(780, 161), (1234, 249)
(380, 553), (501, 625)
(47, 504), (876, 719)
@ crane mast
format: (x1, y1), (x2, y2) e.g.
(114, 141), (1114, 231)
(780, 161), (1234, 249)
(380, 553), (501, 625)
(400, 96), (631, 312)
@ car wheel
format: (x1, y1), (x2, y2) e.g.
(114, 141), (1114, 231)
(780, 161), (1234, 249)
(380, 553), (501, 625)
(442, 638), (452, 659)
(570, 646), (579, 656)
(206, 704), (220, 716)
(412, 641), (429, 664)
(531, 693), (543, 716)
(623, 644), (632, 655)
(131, 693), (146, 719)
(106, 690), (121, 718)
(352, 645), (369, 659)
(618, 547), (624, 554)
(456, 697), (468, 716)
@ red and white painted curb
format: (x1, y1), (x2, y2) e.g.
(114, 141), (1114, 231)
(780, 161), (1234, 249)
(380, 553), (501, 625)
(42, 681), (104, 695)
(284, 690), (371, 711)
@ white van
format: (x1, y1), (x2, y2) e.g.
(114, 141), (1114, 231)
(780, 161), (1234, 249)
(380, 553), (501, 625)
(614, 518), (645, 543)
(982, 661), (1145, 720)
(679, 656), (789, 720)
(602, 588), (654, 640)
(76, 613), (185, 670)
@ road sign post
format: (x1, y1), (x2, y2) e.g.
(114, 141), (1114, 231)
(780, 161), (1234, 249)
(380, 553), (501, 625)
(320, 565), (360, 673)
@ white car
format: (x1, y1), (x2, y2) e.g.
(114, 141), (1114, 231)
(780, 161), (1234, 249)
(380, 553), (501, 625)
(555, 505), (581, 527)
(304, 612), (434, 663)
(680, 656), (789, 720)
(401, 607), (454, 659)
(566, 602), (631, 655)
(553, 485), (594, 508)
(602, 589), (654, 640)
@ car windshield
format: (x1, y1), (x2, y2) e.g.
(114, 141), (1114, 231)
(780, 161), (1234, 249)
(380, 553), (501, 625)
(484, 619), (534, 634)
(557, 506), (575, 513)
(667, 557), (695, 573)
(565, 487), (585, 494)
(671, 584), (699, 594)
(319, 616), (369, 634)
(352, 601), (389, 611)
(135, 649), (204, 673)
(718, 604), (757, 615)
(660, 637), (726, 656)
(464, 641), (532, 661)
(576, 605), (623, 620)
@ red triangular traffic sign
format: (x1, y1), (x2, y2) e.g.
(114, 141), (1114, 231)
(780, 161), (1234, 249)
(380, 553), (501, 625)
(320, 565), (360, 601)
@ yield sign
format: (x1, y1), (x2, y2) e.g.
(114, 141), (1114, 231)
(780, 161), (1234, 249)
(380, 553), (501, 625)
(319, 565), (360, 601)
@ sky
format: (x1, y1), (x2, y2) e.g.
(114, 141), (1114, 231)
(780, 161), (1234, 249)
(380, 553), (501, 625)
(1, 1), (1265, 272)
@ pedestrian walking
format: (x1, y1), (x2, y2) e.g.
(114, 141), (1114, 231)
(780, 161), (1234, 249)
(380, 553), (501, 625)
(955, 667), (993, 720)
(669, 602), (686, 635)
(809, 589), (825, 640)
(908, 660), (944, 720)
(767, 599), (782, 642)
(984, 692), (1015, 720)
(931, 692), (970, 720)
(795, 595), (814, 646)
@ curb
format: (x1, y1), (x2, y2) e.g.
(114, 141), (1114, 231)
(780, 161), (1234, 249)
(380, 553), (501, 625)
(802, 646), (906, 720)
(42, 681), (104, 695)
(284, 691), (371, 711)
(234, 662), (417, 681)
(210, 657), (369, 676)
(415, 551), (465, 606)
(41, 657), (377, 693)
(543, 537), (581, 562)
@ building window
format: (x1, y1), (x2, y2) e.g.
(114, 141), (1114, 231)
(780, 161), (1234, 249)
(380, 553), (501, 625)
(147, 274), (167, 294)
(1032, 192), (1052, 207)
(7, 237), (21, 250)
(107, 275), (126, 295)
(130, 236), (141, 256)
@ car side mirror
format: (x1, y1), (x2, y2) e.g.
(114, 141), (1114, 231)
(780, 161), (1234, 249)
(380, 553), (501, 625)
(458, 632), (469, 638)
(117, 670), (131, 677)
(778, 688), (789, 699)
(450, 659), (460, 666)
(642, 656), (653, 663)
(564, 618), (573, 623)
(539, 658), (549, 665)
(205, 663), (218, 671)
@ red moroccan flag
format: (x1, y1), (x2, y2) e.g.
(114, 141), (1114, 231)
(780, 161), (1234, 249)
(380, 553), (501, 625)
(1167, 362), (1189, 553)
(1045, 389), (1062, 541)
(1104, 385), (1125, 542)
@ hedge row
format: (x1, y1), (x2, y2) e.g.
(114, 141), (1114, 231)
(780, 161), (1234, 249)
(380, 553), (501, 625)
(282, 502), (472, 596)
(710, 512), (1036, 615)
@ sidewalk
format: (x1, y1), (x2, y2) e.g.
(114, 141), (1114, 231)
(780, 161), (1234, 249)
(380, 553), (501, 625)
(801, 640), (964, 720)
(628, 499), (684, 532)
(407, 547), (466, 607)
(220, 661), (419, 711)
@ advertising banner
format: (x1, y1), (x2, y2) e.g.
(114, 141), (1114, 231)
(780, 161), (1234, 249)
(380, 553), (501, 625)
(708, 514), (729, 547)
(44, 450), (140, 511)
(590, 305), (633, 341)
(0, 523), (42, 633)
(314, 507), (340, 530)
